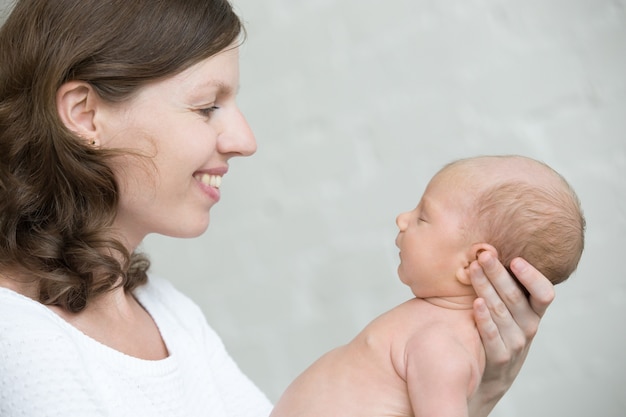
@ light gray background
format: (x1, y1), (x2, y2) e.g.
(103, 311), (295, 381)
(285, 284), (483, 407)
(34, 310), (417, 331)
(2, 0), (625, 416)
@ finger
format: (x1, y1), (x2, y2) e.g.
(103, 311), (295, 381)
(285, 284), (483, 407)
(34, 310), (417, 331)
(472, 297), (508, 363)
(470, 253), (532, 349)
(469, 254), (515, 323)
(469, 259), (518, 349)
(474, 251), (536, 330)
(510, 257), (555, 318)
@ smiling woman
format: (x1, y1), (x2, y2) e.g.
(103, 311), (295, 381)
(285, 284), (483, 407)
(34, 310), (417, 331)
(0, 0), (270, 416)
(0, 0), (247, 312)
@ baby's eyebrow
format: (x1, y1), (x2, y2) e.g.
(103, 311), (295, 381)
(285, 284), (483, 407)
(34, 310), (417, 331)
(419, 199), (436, 219)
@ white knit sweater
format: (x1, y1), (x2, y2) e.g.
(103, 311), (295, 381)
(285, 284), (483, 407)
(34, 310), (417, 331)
(0, 276), (273, 417)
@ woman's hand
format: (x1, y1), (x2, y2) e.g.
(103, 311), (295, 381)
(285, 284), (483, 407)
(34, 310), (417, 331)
(467, 250), (555, 417)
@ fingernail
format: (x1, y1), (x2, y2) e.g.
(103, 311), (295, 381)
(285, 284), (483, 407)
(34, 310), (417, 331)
(511, 257), (525, 272)
(483, 251), (495, 267)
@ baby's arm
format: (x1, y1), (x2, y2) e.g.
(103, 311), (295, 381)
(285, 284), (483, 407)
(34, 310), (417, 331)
(404, 331), (478, 417)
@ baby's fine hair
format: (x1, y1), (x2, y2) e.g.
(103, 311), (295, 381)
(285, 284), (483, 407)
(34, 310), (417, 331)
(0, 0), (243, 312)
(450, 155), (585, 285)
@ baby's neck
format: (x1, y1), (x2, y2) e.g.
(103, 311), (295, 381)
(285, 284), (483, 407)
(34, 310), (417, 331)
(421, 294), (477, 310)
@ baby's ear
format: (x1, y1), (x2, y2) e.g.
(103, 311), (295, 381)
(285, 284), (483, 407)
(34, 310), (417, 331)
(455, 243), (498, 286)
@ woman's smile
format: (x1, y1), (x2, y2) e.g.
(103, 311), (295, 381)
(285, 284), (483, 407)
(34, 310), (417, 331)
(194, 171), (226, 202)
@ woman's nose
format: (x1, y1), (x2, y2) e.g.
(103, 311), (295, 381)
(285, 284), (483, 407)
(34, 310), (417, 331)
(218, 107), (257, 157)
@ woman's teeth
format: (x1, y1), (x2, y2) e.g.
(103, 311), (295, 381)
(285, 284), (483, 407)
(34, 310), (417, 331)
(196, 173), (222, 189)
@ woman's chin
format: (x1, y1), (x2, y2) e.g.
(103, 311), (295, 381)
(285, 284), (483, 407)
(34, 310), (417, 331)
(168, 218), (211, 239)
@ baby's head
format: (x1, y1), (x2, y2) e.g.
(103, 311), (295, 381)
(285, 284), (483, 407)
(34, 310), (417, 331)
(442, 155), (585, 286)
(396, 155), (584, 299)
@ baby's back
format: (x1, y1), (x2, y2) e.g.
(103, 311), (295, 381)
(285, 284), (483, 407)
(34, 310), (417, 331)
(270, 298), (484, 417)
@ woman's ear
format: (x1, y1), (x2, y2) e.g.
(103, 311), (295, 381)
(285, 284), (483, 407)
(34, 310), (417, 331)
(455, 243), (499, 286)
(56, 81), (99, 145)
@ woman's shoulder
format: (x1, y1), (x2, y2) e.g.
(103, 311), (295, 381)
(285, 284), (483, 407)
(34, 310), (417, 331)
(0, 287), (91, 385)
(0, 288), (88, 360)
(0, 287), (62, 332)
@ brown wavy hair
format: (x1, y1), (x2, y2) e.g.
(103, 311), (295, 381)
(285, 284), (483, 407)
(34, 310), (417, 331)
(0, 0), (244, 312)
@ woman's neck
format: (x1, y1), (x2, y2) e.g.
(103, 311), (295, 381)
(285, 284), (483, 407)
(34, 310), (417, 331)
(49, 286), (169, 360)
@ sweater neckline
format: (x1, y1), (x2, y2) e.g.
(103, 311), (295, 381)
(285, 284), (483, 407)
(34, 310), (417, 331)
(0, 282), (178, 374)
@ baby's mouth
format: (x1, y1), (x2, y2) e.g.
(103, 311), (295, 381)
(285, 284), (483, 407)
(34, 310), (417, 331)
(195, 173), (222, 189)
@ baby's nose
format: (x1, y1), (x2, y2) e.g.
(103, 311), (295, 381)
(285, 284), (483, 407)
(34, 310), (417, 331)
(396, 212), (408, 230)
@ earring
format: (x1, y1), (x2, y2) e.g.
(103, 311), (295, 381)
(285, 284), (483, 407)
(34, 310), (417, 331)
(78, 134), (97, 147)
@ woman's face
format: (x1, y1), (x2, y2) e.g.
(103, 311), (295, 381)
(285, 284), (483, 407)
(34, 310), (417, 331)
(98, 46), (255, 248)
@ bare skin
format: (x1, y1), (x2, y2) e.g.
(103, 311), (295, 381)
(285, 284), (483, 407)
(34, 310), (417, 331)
(271, 297), (485, 417)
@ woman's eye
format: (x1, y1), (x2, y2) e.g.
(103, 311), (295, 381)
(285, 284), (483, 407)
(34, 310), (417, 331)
(197, 106), (220, 117)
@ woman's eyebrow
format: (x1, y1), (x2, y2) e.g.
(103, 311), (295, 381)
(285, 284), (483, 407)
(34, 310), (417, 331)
(194, 79), (235, 97)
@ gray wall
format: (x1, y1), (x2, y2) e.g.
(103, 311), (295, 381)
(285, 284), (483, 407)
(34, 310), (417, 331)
(3, 0), (625, 416)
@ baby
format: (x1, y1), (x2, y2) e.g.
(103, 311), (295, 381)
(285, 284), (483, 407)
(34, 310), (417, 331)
(270, 155), (585, 417)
